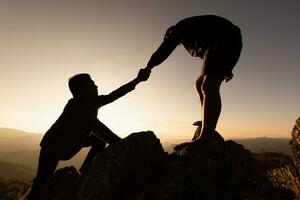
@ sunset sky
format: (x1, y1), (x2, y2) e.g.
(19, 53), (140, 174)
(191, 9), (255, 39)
(0, 0), (299, 141)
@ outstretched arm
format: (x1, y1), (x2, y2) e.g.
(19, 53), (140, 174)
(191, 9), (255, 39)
(146, 40), (178, 70)
(96, 68), (150, 106)
(145, 26), (181, 70)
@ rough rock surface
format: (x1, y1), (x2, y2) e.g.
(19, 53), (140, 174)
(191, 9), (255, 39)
(288, 117), (300, 199)
(254, 117), (300, 199)
(79, 131), (166, 200)
(290, 117), (300, 175)
(151, 132), (293, 200)
(254, 152), (299, 199)
(33, 128), (299, 200)
(33, 166), (80, 200)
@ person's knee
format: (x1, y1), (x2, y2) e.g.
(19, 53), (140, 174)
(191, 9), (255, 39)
(201, 75), (223, 95)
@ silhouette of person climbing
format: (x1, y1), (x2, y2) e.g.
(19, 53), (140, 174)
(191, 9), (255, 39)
(27, 69), (151, 199)
(145, 15), (242, 147)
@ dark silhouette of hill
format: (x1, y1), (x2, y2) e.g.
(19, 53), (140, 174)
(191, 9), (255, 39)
(32, 131), (296, 200)
(2, 117), (300, 199)
(0, 128), (39, 137)
(0, 176), (31, 200)
(0, 127), (292, 178)
(0, 160), (35, 180)
(232, 137), (290, 154)
(163, 137), (290, 155)
(0, 128), (89, 170)
(0, 128), (42, 151)
(0, 149), (39, 170)
(0, 128), (290, 155)
(0, 148), (89, 170)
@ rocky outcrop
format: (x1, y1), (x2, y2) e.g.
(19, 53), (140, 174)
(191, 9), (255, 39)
(254, 152), (300, 199)
(290, 117), (300, 174)
(79, 131), (166, 200)
(151, 132), (294, 200)
(0, 177), (31, 200)
(33, 166), (80, 200)
(32, 130), (296, 200)
(254, 117), (300, 199)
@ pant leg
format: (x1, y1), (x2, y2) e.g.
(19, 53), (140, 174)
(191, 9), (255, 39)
(27, 146), (59, 199)
(80, 134), (106, 173)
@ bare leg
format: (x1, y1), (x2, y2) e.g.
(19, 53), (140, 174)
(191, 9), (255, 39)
(193, 75), (204, 140)
(173, 75), (223, 151)
(173, 76), (203, 151)
(199, 75), (224, 140)
(195, 75), (204, 107)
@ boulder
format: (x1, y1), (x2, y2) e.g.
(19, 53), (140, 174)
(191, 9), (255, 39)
(32, 125), (299, 200)
(153, 131), (293, 200)
(290, 117), (300, 173)
(33, 166), (80, 200)
(79, 131), (166, 200)
(254, 117), (300, 199)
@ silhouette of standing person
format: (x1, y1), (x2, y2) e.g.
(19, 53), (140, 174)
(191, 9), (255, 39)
(145, 15), (242, 146)
(27, 69), (150, 199)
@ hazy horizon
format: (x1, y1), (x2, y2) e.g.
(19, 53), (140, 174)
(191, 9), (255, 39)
(0, 126), (292, 184)
(0, 0), (299, 140)
(0, 127), (292, 142)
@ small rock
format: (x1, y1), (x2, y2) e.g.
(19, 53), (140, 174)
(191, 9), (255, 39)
(33, 166), (80, 200)
(79, 131), (166, 200)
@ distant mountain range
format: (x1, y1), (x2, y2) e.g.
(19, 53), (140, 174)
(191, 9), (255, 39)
(232, 137), (290, 155)
(0, 128), (90, 170)
(0, 128), (292, 180)
(163, 137), (290, 154)
(0, 128), (42, 151)
(0, 160), (35, 180)
(0, 149), (39, 170)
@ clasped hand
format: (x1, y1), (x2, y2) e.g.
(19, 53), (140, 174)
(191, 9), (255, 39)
(137, 68), (151, 82)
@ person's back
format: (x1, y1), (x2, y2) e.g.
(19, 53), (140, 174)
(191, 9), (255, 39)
(176, 15), (238, 38)
(41, 97), (98, 160)
(164, 15), (242, 59)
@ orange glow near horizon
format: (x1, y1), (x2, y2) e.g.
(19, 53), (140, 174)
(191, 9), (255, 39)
(0, 0), (299, 141)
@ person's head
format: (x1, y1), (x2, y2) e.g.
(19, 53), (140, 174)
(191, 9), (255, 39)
(68, 73), (98, 98)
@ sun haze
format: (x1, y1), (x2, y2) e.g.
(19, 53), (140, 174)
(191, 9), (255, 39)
(0, 0), (299, 141)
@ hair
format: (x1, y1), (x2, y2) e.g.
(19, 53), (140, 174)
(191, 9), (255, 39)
(68, 73), (91, 97)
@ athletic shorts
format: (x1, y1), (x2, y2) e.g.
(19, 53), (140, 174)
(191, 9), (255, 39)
(202, 31), (243, 77)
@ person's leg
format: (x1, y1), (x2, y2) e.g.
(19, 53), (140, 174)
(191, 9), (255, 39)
(193, 75), (204, 141)
(195, 75), (205, 107)
(80, 134), (106, 173)
(198, 75), (224, 141)
(27, 147), (58, 199)
(195, 40), (227, 141)
(174, 74), (223, 151)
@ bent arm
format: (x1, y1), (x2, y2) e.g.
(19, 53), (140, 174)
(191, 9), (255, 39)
(91, 118), (121, 144)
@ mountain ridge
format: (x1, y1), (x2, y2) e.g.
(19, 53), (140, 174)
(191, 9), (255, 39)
(0, 160), (35, 180)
